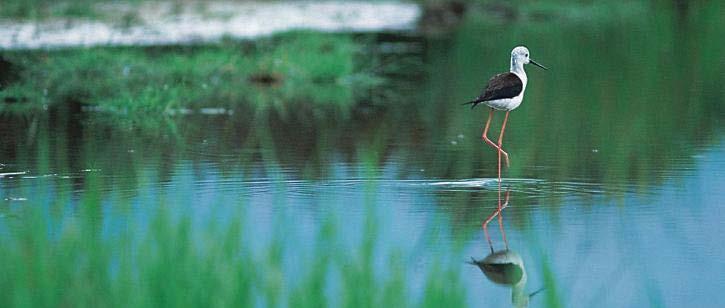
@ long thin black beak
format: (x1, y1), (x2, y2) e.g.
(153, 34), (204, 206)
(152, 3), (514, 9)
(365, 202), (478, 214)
(529, 59), (548, 70)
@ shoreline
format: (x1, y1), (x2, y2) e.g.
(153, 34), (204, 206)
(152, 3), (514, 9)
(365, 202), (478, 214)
(0, 1), (420, 50)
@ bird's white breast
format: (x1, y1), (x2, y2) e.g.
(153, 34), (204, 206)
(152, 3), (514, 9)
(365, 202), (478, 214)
(484, 93), (524, 111)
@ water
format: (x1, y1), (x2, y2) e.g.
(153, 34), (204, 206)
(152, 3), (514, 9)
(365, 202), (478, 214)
(1, 2), (724, 307)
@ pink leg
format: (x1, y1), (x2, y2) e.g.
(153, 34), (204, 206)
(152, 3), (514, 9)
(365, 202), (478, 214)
(481, 109), (510, 168)
(482, 189), (511, 253)
(492, 111), (510, 251)
(496, 111), (510, 182)
(498, 190), (510, 250)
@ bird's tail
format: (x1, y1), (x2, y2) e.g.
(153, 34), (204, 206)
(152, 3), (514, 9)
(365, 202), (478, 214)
(462, 99), (483, 109)
(465, 257), (479, 265)
(529, 286), (546, 298)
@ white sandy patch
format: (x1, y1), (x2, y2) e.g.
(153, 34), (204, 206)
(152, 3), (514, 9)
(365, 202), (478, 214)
(0, 1), (421, 49)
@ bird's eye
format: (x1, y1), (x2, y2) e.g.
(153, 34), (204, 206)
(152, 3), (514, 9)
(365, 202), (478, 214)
(525, 54), (529, 57)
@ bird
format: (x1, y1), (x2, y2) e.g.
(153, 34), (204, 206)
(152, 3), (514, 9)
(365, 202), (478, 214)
(463, 46), (547, 180)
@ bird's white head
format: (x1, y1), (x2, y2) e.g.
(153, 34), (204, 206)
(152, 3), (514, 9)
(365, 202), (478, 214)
(511, 46), (531, 65)
(510, 46), (547, 73)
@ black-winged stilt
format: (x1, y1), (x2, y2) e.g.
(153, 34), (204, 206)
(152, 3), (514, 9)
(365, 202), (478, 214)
(464, 46), (547, 180)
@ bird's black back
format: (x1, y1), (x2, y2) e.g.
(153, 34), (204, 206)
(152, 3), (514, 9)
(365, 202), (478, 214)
(464, 72), (523, 108)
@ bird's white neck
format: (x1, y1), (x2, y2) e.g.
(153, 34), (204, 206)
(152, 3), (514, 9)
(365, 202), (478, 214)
(510, 58), (528, 85)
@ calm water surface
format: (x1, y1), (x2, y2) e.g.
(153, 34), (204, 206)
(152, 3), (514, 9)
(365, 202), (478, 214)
(1, 4), (724, 307)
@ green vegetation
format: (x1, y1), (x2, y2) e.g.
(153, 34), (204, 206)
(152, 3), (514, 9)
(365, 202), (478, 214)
(0, 0), (99, 19)
(0, 32), (377, 116)
(0, 179), (466, 307)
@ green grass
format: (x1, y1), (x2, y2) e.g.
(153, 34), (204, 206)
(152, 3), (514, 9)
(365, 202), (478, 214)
(0, 0), (98, 19)
(0, 182), (466, 307)
(0, 31), (379, 117)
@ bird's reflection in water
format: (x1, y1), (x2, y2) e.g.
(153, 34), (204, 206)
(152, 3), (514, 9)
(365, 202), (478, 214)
(469, 249), (531, 308)
(468, 187), (543, 308)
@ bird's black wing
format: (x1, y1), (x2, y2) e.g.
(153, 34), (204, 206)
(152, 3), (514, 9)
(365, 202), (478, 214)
(479, 72), (523, 101)
(463, 73), (523, 108)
